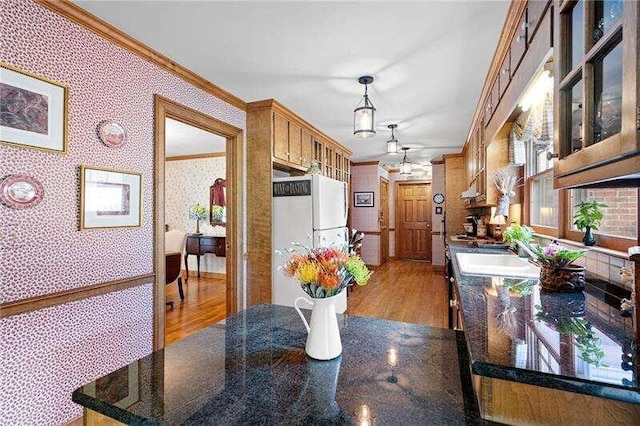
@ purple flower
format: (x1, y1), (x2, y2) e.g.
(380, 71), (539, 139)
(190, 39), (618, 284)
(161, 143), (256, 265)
(543, 244), (560, 257)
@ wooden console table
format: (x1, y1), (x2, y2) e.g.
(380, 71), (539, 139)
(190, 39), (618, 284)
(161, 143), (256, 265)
(185, 234), (226, 281)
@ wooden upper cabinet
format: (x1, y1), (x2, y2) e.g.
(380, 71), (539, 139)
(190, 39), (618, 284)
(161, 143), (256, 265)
(288, 121), (302, 166)
(527, 0), (551, 43)
(498, 48), (511, 100)
(301, 129), (313, 168)
(273, 112), (289, 162)
(510, 9), (528, 76)
(490, 75), (501, 115)
(554, 0), (639, 187)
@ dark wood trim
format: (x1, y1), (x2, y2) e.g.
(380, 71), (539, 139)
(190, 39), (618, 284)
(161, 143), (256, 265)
(430, 159), (445, 165)
(35, 0), (246, 111)
(432, 265), (445, 272)
(0, 273), (154, 318)
(165, 152), (225, 162)
(154, 95), (243, 351)
(351, 161), (382, 167)
(361, 231), (381, 236)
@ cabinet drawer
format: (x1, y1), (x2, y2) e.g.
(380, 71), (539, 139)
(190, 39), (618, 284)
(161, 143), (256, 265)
(510, 10), (528, 76)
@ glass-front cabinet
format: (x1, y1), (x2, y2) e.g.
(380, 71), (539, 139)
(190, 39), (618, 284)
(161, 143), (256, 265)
(554, 0), (638, 187)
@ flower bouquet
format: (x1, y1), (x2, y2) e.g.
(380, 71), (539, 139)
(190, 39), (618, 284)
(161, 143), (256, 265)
(533, 243), (587, 292)
(189, 203), (208, 234)
(211, 204), (224, 222)
(280, 244), (372, 299)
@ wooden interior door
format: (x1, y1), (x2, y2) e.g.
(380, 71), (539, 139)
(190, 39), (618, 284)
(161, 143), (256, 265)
(396, 182), (432, 261)
(380, 178), (389, 264)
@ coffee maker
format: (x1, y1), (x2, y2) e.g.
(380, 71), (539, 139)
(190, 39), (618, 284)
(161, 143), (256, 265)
(464, 216), (478, 237)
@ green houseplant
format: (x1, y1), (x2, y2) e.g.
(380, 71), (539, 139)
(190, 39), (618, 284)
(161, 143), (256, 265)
(572, 201), (607, 246)
(502, 224), (534, 253)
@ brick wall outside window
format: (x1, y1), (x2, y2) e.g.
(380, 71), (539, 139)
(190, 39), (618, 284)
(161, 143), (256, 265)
(571, 188), (638, 239)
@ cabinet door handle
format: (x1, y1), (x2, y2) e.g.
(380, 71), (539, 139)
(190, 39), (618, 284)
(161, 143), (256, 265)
(517, 35), (525, 43)
(521, 21), (529, 30)
(502, 67), (509, 75)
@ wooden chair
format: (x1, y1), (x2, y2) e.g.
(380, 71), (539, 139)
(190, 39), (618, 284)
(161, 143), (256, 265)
(165, 229), (187, 308)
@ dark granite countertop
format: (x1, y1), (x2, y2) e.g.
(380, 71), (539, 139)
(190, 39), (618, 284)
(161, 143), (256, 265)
(73, 304), (477, 425)
(448, 241), (640, 405)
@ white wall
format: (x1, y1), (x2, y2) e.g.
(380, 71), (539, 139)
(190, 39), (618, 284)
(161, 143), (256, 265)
(165, 157), (226, 273)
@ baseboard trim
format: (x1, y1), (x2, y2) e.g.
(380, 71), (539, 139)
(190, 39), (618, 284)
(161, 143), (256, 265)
(365, 264), (379, 271)
(184, 270), (226, 280)
(0, 273), (155, 318)
(432, 265), (445, 272)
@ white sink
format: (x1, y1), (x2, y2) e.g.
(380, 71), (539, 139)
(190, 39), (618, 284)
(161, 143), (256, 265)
(455, 252), (540, 278)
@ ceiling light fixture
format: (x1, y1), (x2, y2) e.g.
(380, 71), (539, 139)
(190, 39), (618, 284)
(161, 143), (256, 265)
(354, 76), (376, 138)
(386, 124), (399, 154)
(400, 147), (412, 175)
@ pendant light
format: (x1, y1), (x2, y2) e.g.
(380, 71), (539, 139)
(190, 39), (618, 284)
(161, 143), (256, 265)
(354, 76), (376, 138)
(386, 124), (399, 154)
(400, 147), (412, 175)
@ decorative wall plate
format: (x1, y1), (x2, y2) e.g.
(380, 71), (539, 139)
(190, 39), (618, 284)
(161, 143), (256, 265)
(0, 174), (45, 209)
(97, 120), (127, 148)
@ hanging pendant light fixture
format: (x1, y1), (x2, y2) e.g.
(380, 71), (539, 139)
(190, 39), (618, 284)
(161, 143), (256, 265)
(400, 147), (412, 175)
(354, 76), (376, 138)
(386, 124), (399, 154)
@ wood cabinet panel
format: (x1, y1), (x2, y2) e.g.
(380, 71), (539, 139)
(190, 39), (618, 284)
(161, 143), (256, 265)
(301, 129), (313, 168)
(510, 11), (528, 77)
(288, 121), (302, 165)
(273, 112), (289, 162)
(498, 48), (511, 100)
(527, 0), (550, 44)
(490, 76), (501, 115)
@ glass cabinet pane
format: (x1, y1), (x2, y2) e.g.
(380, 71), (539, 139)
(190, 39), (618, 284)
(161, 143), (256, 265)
(569, 79), (583, 153)
(570, 0), (585, 70)
(592, 43), (622, 144)
(593, 0), (623, 43)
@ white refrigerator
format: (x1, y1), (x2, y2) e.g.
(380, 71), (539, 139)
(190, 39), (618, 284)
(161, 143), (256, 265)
(272, 174), (349, 313)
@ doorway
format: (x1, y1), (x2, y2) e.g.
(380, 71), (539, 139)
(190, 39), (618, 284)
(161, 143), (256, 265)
(395, 180), (432, 261)
(153, 95), (243, 350)
(380, 178), (389, 264)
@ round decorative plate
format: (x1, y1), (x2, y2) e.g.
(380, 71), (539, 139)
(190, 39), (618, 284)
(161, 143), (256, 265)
(0, 175), (45, 209)
(433, 193), (445, 204)
(97, 120), (127, 148)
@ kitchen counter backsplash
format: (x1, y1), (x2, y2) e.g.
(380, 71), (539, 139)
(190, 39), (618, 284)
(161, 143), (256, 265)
(533, 234), (636, 291)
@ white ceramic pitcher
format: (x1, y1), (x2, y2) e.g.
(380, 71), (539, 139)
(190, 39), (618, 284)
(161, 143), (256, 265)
(294, 292), (343, 360)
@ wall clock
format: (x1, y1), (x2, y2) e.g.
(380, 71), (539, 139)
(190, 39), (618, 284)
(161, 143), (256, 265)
(433, 193), (445, 204)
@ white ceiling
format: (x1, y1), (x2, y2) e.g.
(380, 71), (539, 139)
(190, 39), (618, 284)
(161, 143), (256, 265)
(76, 1), (509, 165)
(165, 117), (226, 157)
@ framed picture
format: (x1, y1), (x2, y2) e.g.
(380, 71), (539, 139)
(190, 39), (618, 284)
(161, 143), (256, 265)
(0, 63), (68, 153)
(354, 191), (374, 207)
(435, 206), (443, 215)
(80, 166), (142, 230)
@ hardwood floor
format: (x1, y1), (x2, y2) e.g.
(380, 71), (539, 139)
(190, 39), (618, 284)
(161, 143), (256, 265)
(346, 259), (449, 328)
(165, 259), (449, 346)
(165, 273), (227, 345)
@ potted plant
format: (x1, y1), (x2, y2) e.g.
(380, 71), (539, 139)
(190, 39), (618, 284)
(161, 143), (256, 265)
(502, 224), (534, 254)
(572, 200), (607, 246)
(533, 243), (587, 292)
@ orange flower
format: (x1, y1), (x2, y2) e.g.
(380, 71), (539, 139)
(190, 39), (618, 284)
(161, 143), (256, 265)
(318, 271), (340, 290)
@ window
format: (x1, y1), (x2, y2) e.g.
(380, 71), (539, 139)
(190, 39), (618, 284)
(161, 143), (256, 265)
(530, 171), (559, 229)
(570, 188), (638, 239)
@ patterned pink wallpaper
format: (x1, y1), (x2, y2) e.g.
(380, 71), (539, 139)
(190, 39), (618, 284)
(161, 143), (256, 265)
(0, 0), (245, 423)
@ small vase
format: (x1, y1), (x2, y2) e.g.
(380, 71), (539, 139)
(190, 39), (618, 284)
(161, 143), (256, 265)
(582, 226), (596, 246)
(294, 292), (342, 360)
(194, 219), (201, 235)
(539, 264), (586, 292)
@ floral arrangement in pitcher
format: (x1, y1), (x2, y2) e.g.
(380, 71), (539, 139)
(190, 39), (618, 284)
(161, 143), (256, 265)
(279, 244), (372, 298)
(532, 243), (586, 268)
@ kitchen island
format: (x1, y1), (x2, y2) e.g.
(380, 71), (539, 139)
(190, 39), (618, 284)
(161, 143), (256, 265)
(73, 304), (477, 425)
(448, 241), (640, 424)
